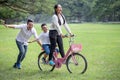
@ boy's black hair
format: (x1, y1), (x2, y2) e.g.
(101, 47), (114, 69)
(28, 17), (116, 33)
(27, 19), (33, 24)
(41, 23), (46, 28)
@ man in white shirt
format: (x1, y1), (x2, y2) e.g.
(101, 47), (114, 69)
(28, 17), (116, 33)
(3, 19), (41, 69)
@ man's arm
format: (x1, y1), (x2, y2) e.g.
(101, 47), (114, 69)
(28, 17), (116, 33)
(37, 40), (42, 47)
(3, 24), (15, 29)
(28, 39), (42, 47)
(32, 29), (42, 47)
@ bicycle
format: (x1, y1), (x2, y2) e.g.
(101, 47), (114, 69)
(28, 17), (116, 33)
(38, 35), (87, 74)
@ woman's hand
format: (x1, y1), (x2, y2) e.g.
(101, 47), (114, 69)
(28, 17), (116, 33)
(70, 33), (74, 37)
(28, 41), (32, 43)
(60, 34), (65, 38)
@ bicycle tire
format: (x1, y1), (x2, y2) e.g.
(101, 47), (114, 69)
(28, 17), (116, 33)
(66, 53), (87, 74)
(38, 51), (55, 72)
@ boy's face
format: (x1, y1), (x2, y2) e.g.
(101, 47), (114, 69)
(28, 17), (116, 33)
(42, 25), (48, 32)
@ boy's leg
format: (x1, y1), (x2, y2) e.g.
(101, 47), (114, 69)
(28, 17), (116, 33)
(42, 44), (50, 63)
(42, 44), (50, 58)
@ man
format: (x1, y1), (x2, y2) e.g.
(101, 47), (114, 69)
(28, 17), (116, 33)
(3, 19), (41, 69)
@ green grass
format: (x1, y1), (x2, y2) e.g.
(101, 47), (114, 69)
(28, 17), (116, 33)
(0, 23), (120, 80)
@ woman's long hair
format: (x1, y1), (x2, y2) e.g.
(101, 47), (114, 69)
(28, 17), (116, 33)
(54, 4), (65, 25)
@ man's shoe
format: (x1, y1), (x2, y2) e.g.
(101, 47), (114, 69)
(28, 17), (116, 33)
(49, 60), (55, 66)
(16, 63), (21, 69)
(13, 63), (17, 68)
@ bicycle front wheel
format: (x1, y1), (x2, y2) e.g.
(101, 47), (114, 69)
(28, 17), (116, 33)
(38, 51), (55, 72)
(66, 53), (87, 74)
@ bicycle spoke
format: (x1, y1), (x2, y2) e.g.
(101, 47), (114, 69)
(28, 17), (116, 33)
(38, 51), (55, 71)
(66, 53), (87, 74)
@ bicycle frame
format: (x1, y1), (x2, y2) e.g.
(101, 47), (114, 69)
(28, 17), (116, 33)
(53, 36), (82, 68)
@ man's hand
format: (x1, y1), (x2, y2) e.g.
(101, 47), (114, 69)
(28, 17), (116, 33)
(0, 20), (7, 28)
(3, 24), (8, 28)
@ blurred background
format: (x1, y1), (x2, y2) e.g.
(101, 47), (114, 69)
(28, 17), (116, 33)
(0, 0), (120, 24)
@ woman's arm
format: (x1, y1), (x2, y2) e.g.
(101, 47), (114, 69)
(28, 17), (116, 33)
(63, 23), (72, 35)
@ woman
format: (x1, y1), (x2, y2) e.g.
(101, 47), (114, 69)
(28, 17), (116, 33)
(49, 4), (73, 65)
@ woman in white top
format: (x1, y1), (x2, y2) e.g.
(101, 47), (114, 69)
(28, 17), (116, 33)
(3, 19), (41, 69)
(48, 4), (73, 65)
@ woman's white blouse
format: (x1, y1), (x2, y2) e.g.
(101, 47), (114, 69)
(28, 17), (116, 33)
(50, 14), (71, 35)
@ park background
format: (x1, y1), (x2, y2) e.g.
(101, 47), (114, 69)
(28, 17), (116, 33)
(0, 0), (120, 80)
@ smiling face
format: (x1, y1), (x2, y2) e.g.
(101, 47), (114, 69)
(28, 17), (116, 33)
(27, 22), (33, 30)
(41, 24), (48, 33)
(55, 4), (62, 14)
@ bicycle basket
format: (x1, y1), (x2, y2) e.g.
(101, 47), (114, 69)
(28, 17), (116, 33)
(71, 44), (82, 52)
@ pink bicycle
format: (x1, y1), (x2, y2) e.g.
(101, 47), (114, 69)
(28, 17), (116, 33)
(38, 35), (87, 74)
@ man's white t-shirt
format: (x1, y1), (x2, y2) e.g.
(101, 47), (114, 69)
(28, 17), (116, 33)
(38, 31), (50, 45)
(14, 24), (38, 45)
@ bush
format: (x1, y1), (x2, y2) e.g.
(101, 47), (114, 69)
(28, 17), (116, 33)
(0, 19), (5, 24)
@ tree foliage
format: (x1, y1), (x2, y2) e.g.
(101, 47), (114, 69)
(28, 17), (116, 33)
(92, 0), (120, 21)
(0, 0), (56, 23)
(0, 0), (120, 23)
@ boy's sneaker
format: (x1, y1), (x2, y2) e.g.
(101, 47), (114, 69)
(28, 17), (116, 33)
(42, 57), (46, 64)
(49, 60), (55, 66)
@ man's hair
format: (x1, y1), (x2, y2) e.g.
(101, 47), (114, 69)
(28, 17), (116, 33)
(27, 19), (33, 24)
(41, 23), (46, 28)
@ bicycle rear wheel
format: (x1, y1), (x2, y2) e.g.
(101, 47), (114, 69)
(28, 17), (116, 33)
(38, 51), (55, 72)
(66, 53), (87, 74)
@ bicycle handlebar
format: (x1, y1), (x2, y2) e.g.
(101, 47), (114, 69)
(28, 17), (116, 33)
(63, 34), (75, 45)
(64, 34), (75, 38)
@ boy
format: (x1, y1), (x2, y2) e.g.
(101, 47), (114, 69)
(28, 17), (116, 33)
(29, 23), (50, 63)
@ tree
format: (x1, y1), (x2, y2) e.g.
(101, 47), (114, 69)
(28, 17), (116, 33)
(92, 0), (120, 21)
(0, 0), (56, 23)
(57, 0), (94, 22)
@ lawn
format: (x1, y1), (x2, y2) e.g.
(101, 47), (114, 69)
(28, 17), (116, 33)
(0, 23), (120, 80)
